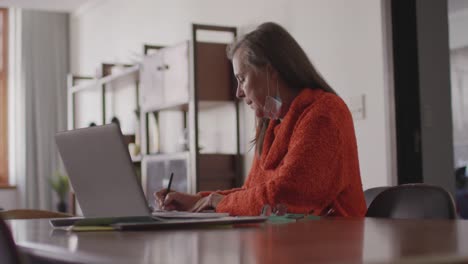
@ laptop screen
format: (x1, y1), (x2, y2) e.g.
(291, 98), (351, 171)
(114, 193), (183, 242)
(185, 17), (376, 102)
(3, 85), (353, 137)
(55, 124), (151, 218)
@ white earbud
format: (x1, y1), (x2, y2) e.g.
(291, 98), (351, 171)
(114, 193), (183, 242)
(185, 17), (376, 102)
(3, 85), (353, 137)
(263, 70), (282, 120)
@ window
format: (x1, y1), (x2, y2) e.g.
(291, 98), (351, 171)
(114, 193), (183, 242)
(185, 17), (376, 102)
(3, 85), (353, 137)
(0, 8), (8, 185)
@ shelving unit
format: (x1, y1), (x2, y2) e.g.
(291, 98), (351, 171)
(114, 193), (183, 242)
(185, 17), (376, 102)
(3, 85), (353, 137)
(69, 65), (139, 94)
(67, 64), (140, 132)
(139, 24), (241, 200)
(192, 24), (242, 192)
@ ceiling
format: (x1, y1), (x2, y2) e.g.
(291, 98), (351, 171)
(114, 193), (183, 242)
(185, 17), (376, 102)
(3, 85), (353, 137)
(1, 1), (466, 17)
(0, 0), (95, 12)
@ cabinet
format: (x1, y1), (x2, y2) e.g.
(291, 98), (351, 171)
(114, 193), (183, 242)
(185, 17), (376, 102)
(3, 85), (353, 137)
(140, 24), (242, 200)
(140, 42), (189, 112)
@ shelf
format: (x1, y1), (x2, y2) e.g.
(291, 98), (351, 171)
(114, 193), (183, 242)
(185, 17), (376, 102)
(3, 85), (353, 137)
(143, 101), (237, 114)
(70, 65), (140, 93)
(144, 151), (190, 161)
(143, 152), (238, 160)
(199, 151), (238, 155)
(143, 101), (189, 113)
(198, 101), (237, 110)
(143, 153), (238, 173)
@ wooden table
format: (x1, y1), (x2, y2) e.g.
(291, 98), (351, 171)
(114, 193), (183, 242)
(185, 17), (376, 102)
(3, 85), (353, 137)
(7, 217), (468, 264)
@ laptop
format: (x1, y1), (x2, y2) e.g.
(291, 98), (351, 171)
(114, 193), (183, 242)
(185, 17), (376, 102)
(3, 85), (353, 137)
(52, 124), (266, 228)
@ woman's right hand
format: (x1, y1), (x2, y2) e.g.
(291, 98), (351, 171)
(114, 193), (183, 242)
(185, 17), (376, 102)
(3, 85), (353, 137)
(154, 189), (202, 211)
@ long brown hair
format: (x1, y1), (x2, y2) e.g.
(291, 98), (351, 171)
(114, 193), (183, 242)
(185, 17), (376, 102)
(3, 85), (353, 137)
(227, 22), (337, 155)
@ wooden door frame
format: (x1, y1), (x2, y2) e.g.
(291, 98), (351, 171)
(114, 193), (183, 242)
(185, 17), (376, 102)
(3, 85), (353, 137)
(0, 8), (8, 186)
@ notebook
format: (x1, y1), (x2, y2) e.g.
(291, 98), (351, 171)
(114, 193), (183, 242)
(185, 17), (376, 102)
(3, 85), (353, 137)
(52, 124), (266, 228)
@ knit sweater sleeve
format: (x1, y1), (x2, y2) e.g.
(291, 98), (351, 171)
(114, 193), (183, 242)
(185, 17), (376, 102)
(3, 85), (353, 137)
(215, 109), (348, 216)
(197, 188), (245, 198)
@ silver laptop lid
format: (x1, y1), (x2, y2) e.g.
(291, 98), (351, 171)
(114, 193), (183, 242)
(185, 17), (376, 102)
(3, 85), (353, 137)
(55, 124), (151, 218)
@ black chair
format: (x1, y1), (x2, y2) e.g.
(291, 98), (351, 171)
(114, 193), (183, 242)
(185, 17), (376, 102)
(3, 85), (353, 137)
(364, 186), (390, 208)
(0, 217), (21, 264)
(366, 184), (456, 219)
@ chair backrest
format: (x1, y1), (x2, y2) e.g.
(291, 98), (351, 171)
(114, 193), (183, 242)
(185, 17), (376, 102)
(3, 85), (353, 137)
(366, 184), (457, 219)
(0, 217), (21, 264)
(0, 209), (72, 220)
(364, 187), (390, 208)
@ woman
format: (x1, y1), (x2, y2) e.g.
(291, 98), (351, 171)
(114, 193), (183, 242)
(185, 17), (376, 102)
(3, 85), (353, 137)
(155, 22), (367, 217)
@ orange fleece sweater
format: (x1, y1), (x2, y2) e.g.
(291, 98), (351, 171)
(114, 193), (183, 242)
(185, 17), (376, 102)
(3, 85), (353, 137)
(200, 88), (367, 217)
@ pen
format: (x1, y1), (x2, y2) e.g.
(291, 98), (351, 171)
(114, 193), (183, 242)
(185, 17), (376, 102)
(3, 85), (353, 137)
(166, 172), (174, 197)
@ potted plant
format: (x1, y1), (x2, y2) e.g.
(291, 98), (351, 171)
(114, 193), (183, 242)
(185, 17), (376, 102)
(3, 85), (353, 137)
(49, 172), (69, 213)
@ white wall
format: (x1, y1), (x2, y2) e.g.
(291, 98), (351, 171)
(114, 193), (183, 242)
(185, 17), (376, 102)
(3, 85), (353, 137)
(449, 7), (468, 168)
(449, 9), (468, 49)
(70, 0), (393, 189)
(70, 0), (291, 74)
(289, 0), (394, 188)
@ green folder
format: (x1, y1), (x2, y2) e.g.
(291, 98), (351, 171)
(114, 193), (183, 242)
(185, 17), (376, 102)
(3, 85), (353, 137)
(267, 214), (320, 224)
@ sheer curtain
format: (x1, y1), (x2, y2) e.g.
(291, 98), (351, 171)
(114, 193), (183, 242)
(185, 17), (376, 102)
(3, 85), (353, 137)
(10, 9), (69, 210)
